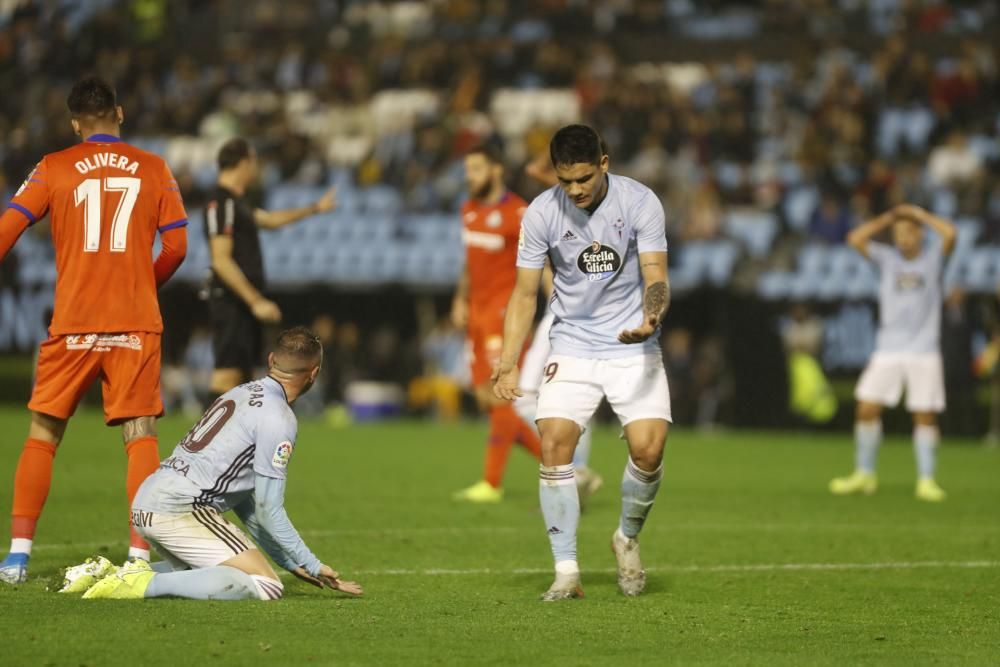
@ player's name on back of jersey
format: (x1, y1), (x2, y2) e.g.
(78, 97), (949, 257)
(74, 153), (140, 175)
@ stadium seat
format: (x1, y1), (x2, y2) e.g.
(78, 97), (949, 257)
(725, 210), (779, 258)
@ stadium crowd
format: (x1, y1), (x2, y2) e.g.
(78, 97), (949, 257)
(2, 0), (1000, 430)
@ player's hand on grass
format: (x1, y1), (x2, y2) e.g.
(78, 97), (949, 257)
(492, 361), (522, 401)
(291, 565), (363, 596)
(251, 298), (282, 324)
(618, 314), (659, 344)
(317, 564), (364, 596)
(313, 187), (337, 215)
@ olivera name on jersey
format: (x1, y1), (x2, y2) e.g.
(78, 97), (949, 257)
(74, 152), (141, 175)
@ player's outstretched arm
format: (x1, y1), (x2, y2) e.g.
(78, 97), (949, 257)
(254, 187), (336, 229)
(493, 266), (543, 401)
(847, 209), (896, 259)
(619, 251), (669, 344)
(252, 474), (362, 596)
(894, 203), (957, 256)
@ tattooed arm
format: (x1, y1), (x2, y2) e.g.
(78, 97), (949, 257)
(619, 251), (670, 344)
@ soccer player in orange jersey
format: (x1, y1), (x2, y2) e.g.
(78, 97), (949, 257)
(451, 144), (542, 503)
(0, 77), (188, 584)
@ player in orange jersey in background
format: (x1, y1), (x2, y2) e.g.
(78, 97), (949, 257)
(0, 77), (188, 583)
(451, 144), (542, 503)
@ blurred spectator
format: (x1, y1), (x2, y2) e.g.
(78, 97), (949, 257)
(808, 194), (853, 244)
(408, 314), (467, 421)
(927, 129), (983, 189)
(782, 305), (837, 424)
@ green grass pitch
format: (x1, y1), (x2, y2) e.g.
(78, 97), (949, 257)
(0, 407), (998, 666)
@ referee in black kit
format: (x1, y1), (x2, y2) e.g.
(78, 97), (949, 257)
(204, 138), (336, 399)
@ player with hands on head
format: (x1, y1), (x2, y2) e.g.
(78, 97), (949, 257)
(79, 327), (362, 600)
(830, 203), (955, 502)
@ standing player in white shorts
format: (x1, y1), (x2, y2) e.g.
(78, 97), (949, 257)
(77, 327), (362, 600)
(494, 124), (671, 600)
(515, 302), (602, 508)
(830, 204), (955, 502)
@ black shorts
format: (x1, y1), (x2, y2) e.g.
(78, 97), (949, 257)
(209, 295), (261, 374)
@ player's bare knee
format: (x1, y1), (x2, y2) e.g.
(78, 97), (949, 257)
(855, 402), (882, 423)
(121, 416), (157, 444)
(29, 411), (68, 446)
(538, 419), (579, 465)
(630, 445), (663, 472)
(912, 412), (937, 427)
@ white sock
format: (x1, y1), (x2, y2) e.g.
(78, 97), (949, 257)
(128, 547), (151, 561)
(539, 464), (579, 565)
(572, 422), (593, 469)
(855, 421), (882, 474)
(9, 538), (32, 555)
(913, 425), (939, 480)
(619, 458), (663, 539)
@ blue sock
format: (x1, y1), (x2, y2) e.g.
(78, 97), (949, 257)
(571, 423), (593, 469)
(913, 425), (939, 480)
(855, 421), (882, 474)
(1, 553), (29, 567)
(619, 458), (663, 539)
(145, 565), (260, 600)
(539, 464), (579, 566)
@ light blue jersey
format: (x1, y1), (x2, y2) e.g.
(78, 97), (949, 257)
(868, 240), (943, 355)
(516, 174), (668, 359)
(135, 377), (297, 515)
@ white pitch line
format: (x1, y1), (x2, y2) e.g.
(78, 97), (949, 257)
(351, 560), (1000, 577)
(30, 520), (1000, 553)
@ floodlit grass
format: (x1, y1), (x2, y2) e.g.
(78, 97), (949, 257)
(0, 409), (997, 665)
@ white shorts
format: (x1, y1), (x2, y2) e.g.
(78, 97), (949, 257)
(855, 352), (945, 413)
(536, 353), (672, 430)
(518, 310), (555, 396)
(131, 506), (253, 570)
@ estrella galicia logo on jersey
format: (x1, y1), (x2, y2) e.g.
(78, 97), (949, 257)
(577, 241), (622, 282)
(895, 273), (925, 291)
(272, 441), (294, 469)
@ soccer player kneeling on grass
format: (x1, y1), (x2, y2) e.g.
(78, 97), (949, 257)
(75, 327), (362, 600)
(829, 204), (955, 502)
(493, 125), (672, 600)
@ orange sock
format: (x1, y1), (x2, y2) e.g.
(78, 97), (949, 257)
(483, 407), (516, 488)
(125, 436), (159, 551)
(483, 405), (544, 488)
(11, 438), (58, 540)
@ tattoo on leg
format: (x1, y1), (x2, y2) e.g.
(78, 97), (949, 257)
(643, 280), (670, 322)
(122, 417), (157, 444)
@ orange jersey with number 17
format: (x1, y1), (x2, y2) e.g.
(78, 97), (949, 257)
(8, 134), (187, 335)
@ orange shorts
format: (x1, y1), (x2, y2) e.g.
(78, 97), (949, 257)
(29, 332), (163, 425)
(468, 302), (526, 386)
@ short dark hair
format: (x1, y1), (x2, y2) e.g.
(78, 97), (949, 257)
(466, 143), (504, 165)
(217, 138), (253, 170)
(274, 326), (323, 365)
(67, 76), (117, 118)
(549, 124), (605, 168)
